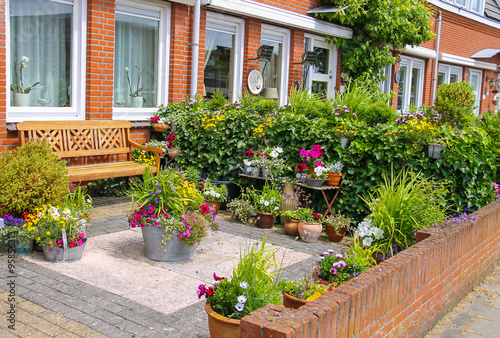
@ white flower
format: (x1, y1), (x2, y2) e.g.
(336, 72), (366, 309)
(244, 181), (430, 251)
(374, 228), (385, 240)
(22, 56), (29, 62)
(237, 295), (247, 303)
(270, 150), (279, 158)
(240, 281), (248, 289)
(243, 159), (253, 166)
(362, 237), (373, 247)
(235, 302), (245, 312)
(276, 147), (283, 153)
(124, 67), (129, 72)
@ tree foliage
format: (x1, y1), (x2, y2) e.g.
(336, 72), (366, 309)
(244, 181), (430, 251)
(318, 0), (434, 80)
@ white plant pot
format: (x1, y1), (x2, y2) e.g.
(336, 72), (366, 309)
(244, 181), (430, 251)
(12, 93), (30, 107)
(130, 96), (143, 108)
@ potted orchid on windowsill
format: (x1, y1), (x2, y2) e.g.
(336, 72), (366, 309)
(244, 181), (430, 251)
(125, 65), (145, 108)
(11, 56), (39, 106)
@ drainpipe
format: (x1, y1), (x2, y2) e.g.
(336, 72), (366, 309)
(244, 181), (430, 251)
(431, 9), (442, 104)
(191, 0), (201, 98)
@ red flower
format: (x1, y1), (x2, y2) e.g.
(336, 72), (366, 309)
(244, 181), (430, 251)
(297, 163), (307, 172)
(314, 214), (322, 219)
(200, 204), (210, 214)
(150, 116), (160, 122)
(205, 287), (214, 296)
(213, 273), (225, 281)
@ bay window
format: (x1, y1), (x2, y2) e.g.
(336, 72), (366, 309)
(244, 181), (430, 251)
(8, 0), (85, 121)
(113, 1), (170, 120)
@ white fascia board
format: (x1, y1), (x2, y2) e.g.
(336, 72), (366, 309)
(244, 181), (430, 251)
(170, 0), (197, 5)
(427, 0), (500, 30)
(200, 0), (353, 39)
(404, 45), (437, 59)
(439, 52), (498, 70)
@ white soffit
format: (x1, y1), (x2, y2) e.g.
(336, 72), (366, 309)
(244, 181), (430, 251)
(170, 0), (197, 5)
(200, 0), (353, 39)
(439, 52), (498, 71)
(427, 0), (500, 30)
(471, 48), (500, 58)
(404, 45), (437, 59)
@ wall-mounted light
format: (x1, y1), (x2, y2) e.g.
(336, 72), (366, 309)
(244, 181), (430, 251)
(486, 76), (499, 94)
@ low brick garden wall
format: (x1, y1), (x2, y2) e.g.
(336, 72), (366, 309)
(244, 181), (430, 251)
(241, 199), (500, 337)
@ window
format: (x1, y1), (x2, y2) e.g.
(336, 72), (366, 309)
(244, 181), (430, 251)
(397, 56), (425, 111)
(468, 69), (482, 116)
(7, 0), (85, 122)
(260, 25), (290, 106)
(379, 65), (393, 96)
(303, 35), (337, 99)
(438, 64), (463, 86)
(445, 0), (484, 14)
(113, 1), (170, 120)
(204, 13), (244, 102)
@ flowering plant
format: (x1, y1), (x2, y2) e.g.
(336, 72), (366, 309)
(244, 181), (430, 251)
(299, 145), (324, 163)
(127, 169), (219, 246)
(353, 218), (385, 247)
(324, 214), (352, 234)
(227, 199), (253, 223)
(396, 112), (435, 142)
(282, 278), (335, 300)
(429, 137), (448, 146)
(309, 161), (328, 179)
(124, 65), (145, 100)
(11, 56), (39, 93)
(334, 124), (356, 140)
(252, 146), (285, 179)
(201, 181), (228, 203)
(196, 235), (285, 319)
(296, 163), (307, 172)
(316, 248), (372, 285)
(0, 214), (30, 241)
(249, 184), (281, 214)
(298, 208), (323, 223)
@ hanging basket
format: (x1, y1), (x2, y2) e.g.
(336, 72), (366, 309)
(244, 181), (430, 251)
(153, 123), (170, 132)
(168, 149), (181, 159)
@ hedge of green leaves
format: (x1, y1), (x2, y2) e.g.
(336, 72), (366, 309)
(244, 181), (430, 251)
(153, 92), (498, 220)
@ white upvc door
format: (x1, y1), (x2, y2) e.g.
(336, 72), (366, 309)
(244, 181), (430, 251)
(468, 69), (482, 116)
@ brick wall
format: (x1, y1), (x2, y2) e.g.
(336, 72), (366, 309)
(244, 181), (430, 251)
(241, 199), (500, 337)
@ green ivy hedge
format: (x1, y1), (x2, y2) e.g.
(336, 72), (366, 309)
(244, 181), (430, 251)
(155, 99), (498, 220)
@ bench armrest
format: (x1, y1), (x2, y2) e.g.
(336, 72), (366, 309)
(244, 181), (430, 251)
(129, 140), (165, 173)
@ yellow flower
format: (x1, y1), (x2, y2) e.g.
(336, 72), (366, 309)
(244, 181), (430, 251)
(46, 231), (50, 235)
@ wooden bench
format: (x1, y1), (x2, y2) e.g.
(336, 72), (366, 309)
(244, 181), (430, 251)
(17, 120), (164, 182)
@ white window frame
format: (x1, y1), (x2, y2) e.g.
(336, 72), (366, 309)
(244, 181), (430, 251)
(468, 68), (483, 116)
(444, 0), (484, 15)
(261, 24), (290, 106)
(303, 33), (337, 99)
(379, 64), (393, 96)
(438, 64), (463, 85)
(398, 56), (425, 112)
(6, 0), (87, 122)
(205, 12), (245, 102)
(113, 0), (170, 121)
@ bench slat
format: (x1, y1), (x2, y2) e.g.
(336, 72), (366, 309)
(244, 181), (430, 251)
(67, 161), (157, 182)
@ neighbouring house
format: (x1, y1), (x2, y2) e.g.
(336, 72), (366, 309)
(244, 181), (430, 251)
(1, 0), (499, 155)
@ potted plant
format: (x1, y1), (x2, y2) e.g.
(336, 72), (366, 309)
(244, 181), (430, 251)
(325, 161), (344, 187)
(149, 116), (171, 132)
(197, 235), (285, 337)
(297, 208), (323, 242)
(334, 123), (356, 149)
(201, 181), (228, 214)
(282, 278), (335, 309)
(256, 146), (285, 179)
(304, 161), (328, 187)
(427, 137), (448, 159)
(227, 198), (254, 224)
(299, 144), (325, 176)
(249, 184), (281, 229)
(127, 168), (219, 261)
(279, 209), (302, 236)
(166, 132), (181, 159)
(0, 214), (34, 255)
(26, 185), (93, 262)
(316, 248), (373, 285)
(124, 65), (145, 107)
(324, 213), (352, 242)
(10, 56), (39, 106)
(242, 148), (261, 177)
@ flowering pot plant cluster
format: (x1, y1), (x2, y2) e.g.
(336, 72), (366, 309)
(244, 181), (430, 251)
(316, 248), (373, 285)
(282, 278), (335, 301)
(201, 181), (228, 203)
(298, 207), (323, 223)
(248, 183), (281, 214)
(127, 169), (219, 246)
(197, 235), (285, 319)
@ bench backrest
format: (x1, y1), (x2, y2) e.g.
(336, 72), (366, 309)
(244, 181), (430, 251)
(17, 120), (133, 158)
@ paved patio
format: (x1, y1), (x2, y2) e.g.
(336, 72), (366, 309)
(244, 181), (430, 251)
(0, 196), (498, 337)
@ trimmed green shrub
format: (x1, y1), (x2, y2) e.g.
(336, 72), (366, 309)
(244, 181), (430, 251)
(434, 82), (476, 128)
(359, 101), (398, 126)
(0, 140), (69, 215)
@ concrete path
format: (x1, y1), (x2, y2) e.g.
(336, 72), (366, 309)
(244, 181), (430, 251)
(0, 196), (497, 337)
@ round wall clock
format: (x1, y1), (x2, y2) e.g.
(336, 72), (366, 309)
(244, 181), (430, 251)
(248, 70), (263, 94)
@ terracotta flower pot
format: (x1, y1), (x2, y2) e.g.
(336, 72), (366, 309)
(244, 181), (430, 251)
(282, 292), (309, 309)
(255, 211), (275, 229)
(204, 200), (220, 214)
(168, 149), (181, 158)
(152, 123), (170, 132)
(284, 219), (299, 236)
(326, 172), (342, 187)
(205, 303), (240, 338)
(324, 223), (347, 242)
(298, 221), (322, 242)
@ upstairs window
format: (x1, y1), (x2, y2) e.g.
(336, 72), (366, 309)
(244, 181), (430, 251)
(445, 0), (484, 14)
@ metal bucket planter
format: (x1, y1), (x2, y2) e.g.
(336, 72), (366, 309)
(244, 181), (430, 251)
(305, 178), (327, 188)
(428, 144), (445, 159)
(43, 240), (87, 263)
(141, 225), (198, 262)
(15, 238), (33, 255)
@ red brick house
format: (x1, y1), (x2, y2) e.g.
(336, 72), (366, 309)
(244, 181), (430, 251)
(1, 0), (499, 153)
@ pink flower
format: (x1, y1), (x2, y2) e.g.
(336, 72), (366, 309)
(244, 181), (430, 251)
(79, 233), (85, 239)
(78, 240), (84, 246)
(335, 113), (340, 116)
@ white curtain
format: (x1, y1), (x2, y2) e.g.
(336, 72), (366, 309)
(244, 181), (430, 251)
(114, 8), (159, 108)
(10, 0), (73, 107)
